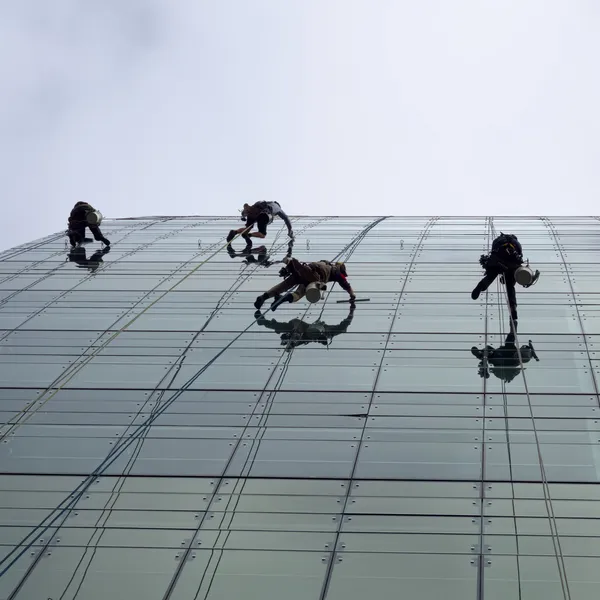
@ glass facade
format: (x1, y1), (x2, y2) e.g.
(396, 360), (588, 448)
(0, 215), (598, 599)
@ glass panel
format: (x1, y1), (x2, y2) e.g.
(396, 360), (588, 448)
(324, 553), (477, 600)
(2, 216), (600, 598)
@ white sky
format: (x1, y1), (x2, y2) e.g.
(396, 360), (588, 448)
(1, 0), (599, 250)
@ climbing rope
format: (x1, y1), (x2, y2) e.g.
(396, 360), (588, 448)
(489, 219), (571, 600)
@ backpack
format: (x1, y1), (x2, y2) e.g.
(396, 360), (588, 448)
(492, 233), (520, 257)
(245, 201), (269, 220)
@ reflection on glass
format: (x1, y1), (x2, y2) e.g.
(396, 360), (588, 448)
(254, 305), (355, 351)
(226, 239), (293, 268)
(471, 321), (539, 382)
(3, 216), (599, 599)
(67, 246), (111, 272)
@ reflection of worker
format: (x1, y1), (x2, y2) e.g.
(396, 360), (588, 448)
(67, 202), (110, 247)
(471, 322), (539, 382)
(227, 244), (272, 266)
(254, 257), (355, 311)
(472, 233), (523, 320)
(68, 246), (110, 272)
(255, 305), (355, 351)
(227, 239), (293, 267)
(227, 201), (293, 247)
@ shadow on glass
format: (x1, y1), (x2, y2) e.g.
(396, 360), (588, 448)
(471, 320), (539, 382)
(67, 246), (111, 272)
(254, 304), (355, 351)
(226, 239), (293, 268)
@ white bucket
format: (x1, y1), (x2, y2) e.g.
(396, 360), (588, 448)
(306, 282), (325, 303)
(515, 265), (534, 286)
(87, 210), (103, 226)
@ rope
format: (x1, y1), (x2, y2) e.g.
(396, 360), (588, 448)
(317, 218), (438, 600)
(161, 216), (394, 600)
(0, 217), (326, 586)
(489, 219), (571, 600)
(0, 224), (258, 441)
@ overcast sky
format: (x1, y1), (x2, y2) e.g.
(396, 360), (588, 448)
(1, 0), (599, 250)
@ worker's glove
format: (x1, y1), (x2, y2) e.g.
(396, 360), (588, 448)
(349, 294), (356, 308)
(499, 275), (505, 284)
(479, 254), (489, 268)
(279, 266), (290, 278)
(288, 230), (294, 239)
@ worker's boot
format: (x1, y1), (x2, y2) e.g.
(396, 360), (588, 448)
(471, 284), (483, 300)
(254, 293), (268, 311)
(272, 293), (293, 311)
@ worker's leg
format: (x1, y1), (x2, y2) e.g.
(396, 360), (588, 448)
(290, 285), (306, 302)
(472, 269), (498, 300)
(266, 276), (299, 298)
(254, 275), (300, 310)
(68, 227), (85, 247)
(228, 221), (254, 243)
(249, 214), (269, 239)
(504, 270), (518, 320)
(89, 225), (110, 245)
(271, 284), (305, 311)
(505, 317), (518, 346)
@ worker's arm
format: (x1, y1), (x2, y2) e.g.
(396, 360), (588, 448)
(269, 203), (292, 235)
(277, 209), (293, 235)
(335, 273), (356, 299)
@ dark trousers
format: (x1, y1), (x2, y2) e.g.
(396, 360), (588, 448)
(68, 224), (108, 246)
(475, 266), (518, 319)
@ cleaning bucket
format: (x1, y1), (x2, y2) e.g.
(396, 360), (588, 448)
(515, 265), (534, 287)
(306, 282), (325, 303)
(87, 210), (103, 226)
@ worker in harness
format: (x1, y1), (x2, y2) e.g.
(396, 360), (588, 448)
(68, 246), (111, 272)
(253, 257), (356, 311)
(255, 304), (355, 351)
(67, 202), (110, 247)
(227, 201), (293, 247)
(471, 232), (539, 320)
(471, 321), (539, 382)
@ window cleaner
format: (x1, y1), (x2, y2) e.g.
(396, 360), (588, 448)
(227, 200), (294, 248)
(67, 202), (111, 247)
(254, 257), (356, 312)
(471, 232), (540, 320)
